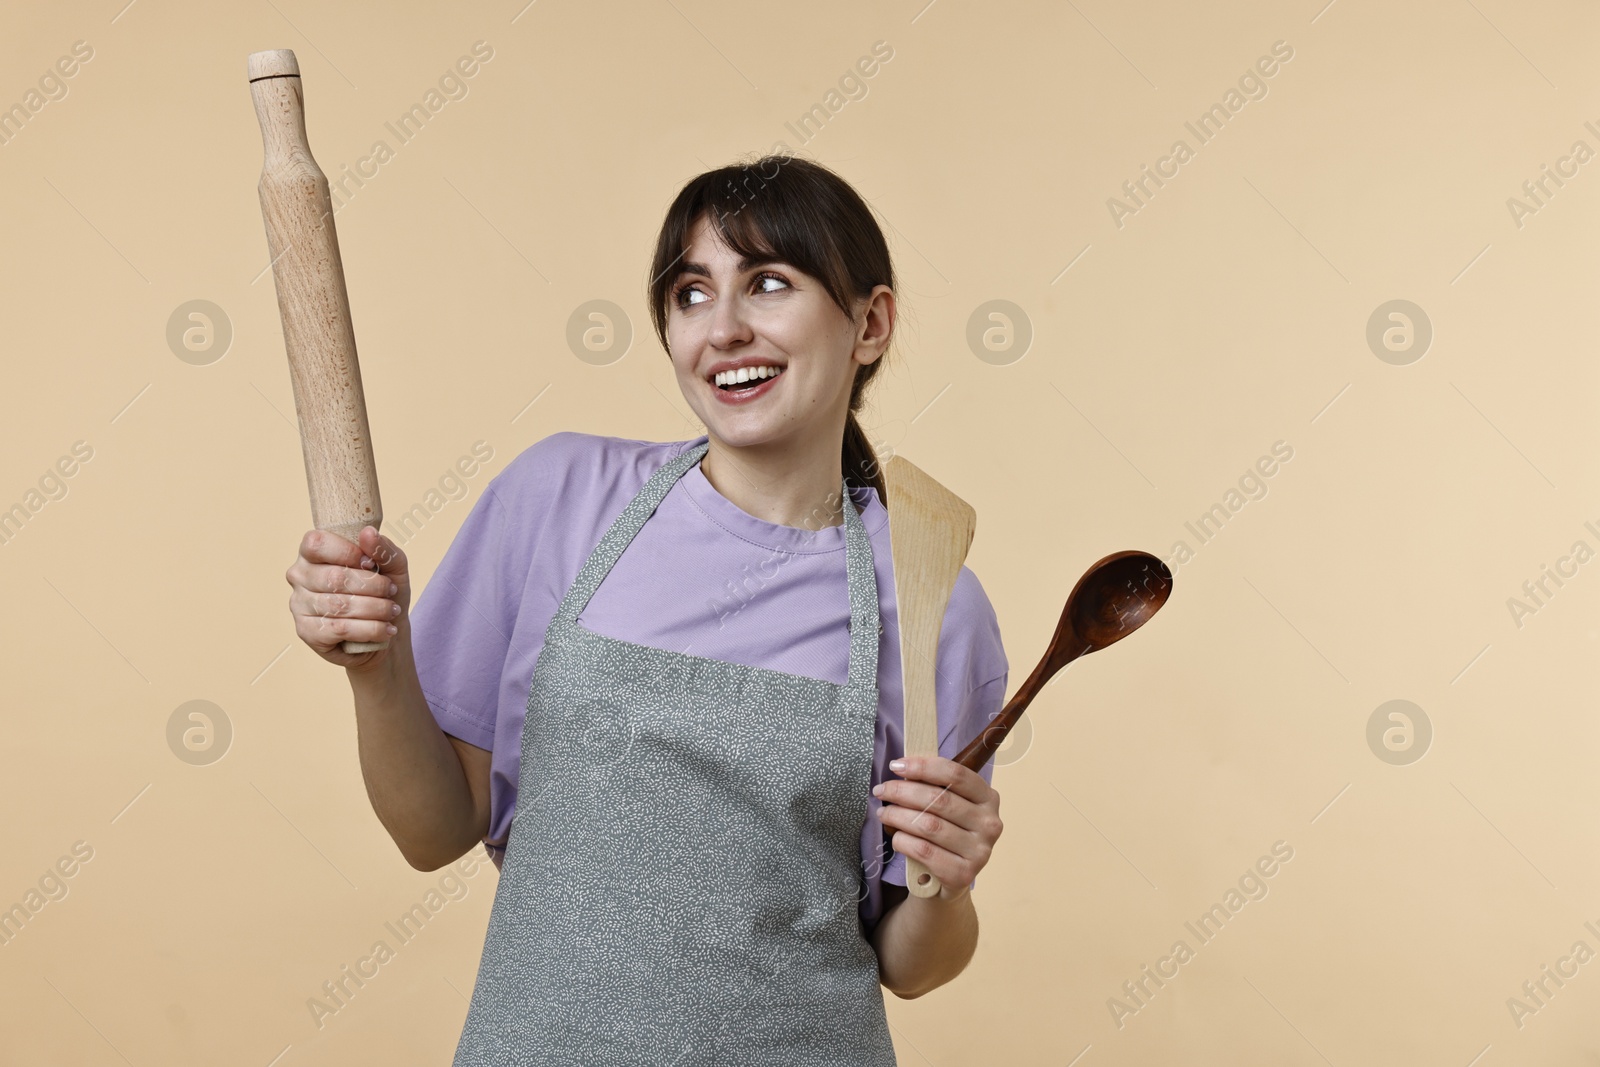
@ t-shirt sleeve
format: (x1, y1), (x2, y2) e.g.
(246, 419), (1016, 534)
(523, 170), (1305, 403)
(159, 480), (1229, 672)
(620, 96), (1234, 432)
(405, 432), (585, 869)
(408, 479), (518, 751)
(947, 673), (1009, 786)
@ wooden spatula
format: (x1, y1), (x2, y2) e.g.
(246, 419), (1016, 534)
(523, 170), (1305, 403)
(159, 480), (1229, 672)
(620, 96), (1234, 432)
(882, 453), (976, 899)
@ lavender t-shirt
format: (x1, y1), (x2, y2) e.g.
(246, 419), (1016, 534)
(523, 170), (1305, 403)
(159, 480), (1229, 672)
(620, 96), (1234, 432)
(408, 432), (1008, 933)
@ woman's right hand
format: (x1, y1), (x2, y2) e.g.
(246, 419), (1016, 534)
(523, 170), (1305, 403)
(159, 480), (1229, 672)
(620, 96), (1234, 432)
(286, 524), (411, 669)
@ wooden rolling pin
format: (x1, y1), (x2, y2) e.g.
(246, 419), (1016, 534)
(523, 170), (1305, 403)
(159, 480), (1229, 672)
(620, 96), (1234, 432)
(248, 49), (386, 653)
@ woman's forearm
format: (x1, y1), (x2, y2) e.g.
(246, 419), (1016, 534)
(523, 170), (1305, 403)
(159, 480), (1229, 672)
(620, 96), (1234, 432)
(345, 619), (483, 869)
(868, 754), (1003, 998)
(871, 888), (981, 998)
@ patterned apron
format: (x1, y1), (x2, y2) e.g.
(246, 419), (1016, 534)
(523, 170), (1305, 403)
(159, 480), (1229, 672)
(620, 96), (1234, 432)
(451, 440), (898, 1066)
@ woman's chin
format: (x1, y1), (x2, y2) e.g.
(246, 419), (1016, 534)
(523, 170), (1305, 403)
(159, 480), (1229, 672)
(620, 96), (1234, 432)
(704, 421), (779, 449)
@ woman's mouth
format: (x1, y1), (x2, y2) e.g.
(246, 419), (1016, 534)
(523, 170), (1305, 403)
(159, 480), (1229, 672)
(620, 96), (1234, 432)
(709, 364), (784, 405)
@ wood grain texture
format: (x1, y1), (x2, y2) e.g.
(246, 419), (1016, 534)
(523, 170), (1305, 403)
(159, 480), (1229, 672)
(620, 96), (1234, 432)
(249, 49), (385, 652)
(882, 454), (975, 898)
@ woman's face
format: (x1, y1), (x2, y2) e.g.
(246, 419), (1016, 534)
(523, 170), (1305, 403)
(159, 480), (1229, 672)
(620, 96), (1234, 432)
(666, 214), (891, 455)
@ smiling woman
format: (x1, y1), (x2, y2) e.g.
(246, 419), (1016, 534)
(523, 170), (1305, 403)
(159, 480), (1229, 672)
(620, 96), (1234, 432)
(647, 153), (898, 515)
(290, 152), (1009, 1065)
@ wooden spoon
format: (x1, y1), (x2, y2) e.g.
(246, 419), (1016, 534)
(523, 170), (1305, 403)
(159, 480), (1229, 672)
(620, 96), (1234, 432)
(954, 550), (1173, 771)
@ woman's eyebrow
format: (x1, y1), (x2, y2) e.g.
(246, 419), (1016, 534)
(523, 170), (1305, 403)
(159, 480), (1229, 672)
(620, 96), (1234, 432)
(677, 254), (783, 279)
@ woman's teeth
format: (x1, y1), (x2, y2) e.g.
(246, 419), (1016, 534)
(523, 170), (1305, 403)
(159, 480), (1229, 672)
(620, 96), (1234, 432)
(714, 365), (783, 390)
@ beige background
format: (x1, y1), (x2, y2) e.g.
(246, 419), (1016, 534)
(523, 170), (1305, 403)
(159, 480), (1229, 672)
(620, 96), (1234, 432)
(2, 0), (1597, 1063)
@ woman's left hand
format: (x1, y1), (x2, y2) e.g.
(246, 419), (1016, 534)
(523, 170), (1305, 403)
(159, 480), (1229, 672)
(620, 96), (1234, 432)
(872, 755), (1003, 901)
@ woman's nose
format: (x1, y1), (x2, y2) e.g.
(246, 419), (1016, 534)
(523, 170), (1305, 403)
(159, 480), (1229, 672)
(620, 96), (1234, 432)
(707, 293), (754, 347)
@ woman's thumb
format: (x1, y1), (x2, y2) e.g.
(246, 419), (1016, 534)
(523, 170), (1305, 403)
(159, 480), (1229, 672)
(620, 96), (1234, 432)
(358, 525), (407, 577)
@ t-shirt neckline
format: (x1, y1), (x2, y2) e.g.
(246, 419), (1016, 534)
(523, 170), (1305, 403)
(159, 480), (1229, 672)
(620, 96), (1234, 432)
(675, 436), (887, 555)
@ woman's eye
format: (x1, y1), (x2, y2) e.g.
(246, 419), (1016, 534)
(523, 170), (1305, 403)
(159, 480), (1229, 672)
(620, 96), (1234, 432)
(675, 272), (787, 308)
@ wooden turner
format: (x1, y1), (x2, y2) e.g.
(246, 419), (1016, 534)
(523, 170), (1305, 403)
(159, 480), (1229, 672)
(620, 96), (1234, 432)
(882, 453), (976, 899)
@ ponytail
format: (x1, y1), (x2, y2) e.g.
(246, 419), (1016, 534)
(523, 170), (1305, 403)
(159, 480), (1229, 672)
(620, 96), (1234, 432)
(842, 381), (886, 508)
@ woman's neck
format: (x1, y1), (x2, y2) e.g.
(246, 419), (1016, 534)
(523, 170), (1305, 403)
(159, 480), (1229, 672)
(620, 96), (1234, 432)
(698, 432), (849, 531)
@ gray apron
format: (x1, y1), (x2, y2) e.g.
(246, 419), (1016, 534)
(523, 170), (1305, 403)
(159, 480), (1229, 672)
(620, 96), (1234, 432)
(452, 440), (898, 1066)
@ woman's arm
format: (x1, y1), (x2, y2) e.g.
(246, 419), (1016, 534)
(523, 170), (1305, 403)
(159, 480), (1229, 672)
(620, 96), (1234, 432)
(347, 626), (493, 871)
(870, 881), (981, 998)
(287, 524), (492, 871)
(868, 755), (1003, 998)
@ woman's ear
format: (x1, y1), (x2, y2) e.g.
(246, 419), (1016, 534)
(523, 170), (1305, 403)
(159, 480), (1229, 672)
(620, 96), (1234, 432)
(854, 285), (895, 365)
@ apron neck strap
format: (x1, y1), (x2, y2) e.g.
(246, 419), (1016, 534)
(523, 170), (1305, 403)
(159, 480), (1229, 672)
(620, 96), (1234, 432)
(554, 439), (880, 690)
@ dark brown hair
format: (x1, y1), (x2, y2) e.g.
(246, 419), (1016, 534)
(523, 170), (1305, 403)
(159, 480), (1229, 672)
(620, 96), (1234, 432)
(646, 152), (895, 504)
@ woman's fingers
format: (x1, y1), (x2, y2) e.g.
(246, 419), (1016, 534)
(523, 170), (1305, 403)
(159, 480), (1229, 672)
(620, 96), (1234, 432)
(358, 524), (409, 580)
(297, 526), (364, 566)
(878, 811), (987, 889)
(309, 557), (395, 602)
(874, 754), (1005, 889)
(886, 755), (994, 805)
(285, 526), (410, 665)
(288, 581), (399, 625)
(874, 777), (982, 834)
(878, 800), (981, 857)
(296, 606), (397, 648)
(290, 527), (409, 586)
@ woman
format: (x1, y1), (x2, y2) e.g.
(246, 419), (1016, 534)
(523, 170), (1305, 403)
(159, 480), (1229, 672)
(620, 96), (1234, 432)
(285, 154), (1009, 1064)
